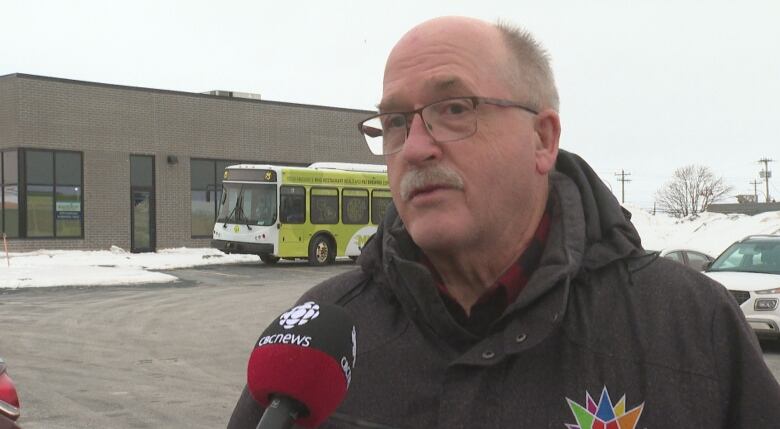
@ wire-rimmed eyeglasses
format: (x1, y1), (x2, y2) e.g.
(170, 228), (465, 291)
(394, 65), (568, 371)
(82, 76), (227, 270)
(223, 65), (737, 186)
(357, 96), (539, 156)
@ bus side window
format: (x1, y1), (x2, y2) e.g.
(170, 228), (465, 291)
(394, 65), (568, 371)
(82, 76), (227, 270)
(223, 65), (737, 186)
(280, 185), (306, 224)
(310, 187), (339, 225)
(371, 189), (393, 225)
(343, 189), (369, 224)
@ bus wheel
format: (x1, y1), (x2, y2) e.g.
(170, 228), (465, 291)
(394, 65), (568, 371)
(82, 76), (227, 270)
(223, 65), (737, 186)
(309, 236), (334, 266)
(259, 254), (280, 264)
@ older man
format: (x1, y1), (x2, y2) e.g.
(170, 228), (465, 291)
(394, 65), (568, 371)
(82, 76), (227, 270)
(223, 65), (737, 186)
(228, 16), (780, 428)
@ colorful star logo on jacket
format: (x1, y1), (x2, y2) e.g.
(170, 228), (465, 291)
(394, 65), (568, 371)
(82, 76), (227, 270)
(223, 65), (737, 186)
(565, 387), (644, 429)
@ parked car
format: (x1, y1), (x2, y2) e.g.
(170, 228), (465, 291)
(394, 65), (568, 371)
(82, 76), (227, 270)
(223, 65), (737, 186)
(659, 248), (715, 271)
(0, 357), (20, 428)
(704, 235), (780, 340)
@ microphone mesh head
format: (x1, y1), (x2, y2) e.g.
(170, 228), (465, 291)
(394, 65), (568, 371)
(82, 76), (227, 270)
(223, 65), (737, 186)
(247, 302), (356, 428)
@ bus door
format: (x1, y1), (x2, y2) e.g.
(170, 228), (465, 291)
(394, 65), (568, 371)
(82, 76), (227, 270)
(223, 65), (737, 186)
(278, 185), (308, 256)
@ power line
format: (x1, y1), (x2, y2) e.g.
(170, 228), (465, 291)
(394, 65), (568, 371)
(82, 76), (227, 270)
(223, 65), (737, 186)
(615, 169), (631, 204)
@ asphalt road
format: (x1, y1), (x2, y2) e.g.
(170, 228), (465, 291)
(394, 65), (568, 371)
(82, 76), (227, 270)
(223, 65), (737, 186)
(1, 261), (780, 428)
(0, 261), (356, 429)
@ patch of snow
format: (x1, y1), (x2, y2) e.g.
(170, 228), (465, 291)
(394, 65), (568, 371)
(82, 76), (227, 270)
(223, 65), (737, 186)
(0, 247), (258, 289)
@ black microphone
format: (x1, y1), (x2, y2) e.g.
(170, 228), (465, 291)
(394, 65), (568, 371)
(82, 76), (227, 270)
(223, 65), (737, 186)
(246, 301), (356, 429)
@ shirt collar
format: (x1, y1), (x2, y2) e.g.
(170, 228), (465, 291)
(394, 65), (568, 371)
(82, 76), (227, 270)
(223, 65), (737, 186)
(422, 207), (552, 326)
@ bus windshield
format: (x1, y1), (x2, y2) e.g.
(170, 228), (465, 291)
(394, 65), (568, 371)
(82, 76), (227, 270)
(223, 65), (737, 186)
(217, 183), (277, 226)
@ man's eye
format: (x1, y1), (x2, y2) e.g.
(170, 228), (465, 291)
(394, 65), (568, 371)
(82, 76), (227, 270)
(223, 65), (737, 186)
(438, 100), (472, 115)
(447, 104), (466, 115)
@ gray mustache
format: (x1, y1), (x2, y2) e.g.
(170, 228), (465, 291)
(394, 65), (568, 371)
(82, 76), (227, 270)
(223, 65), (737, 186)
(399, 166), (465, 201)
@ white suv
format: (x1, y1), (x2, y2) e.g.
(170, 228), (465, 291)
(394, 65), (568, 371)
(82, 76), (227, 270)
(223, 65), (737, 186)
(704, 235), (780, 340)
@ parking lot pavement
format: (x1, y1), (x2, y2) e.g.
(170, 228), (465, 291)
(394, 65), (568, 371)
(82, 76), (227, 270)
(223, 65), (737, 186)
(0, 261), (356, 429)
(1, 260), (779, 428)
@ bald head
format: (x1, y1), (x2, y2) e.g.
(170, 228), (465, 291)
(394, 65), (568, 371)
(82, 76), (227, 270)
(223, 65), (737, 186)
(388, 16), (504, 60)
(383, 16), (558, 112)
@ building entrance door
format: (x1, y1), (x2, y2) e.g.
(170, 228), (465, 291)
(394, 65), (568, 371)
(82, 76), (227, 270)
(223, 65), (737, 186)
(130, 155), (155, 252)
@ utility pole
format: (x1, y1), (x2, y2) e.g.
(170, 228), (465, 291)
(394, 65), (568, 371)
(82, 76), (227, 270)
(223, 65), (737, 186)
(758, 158), (774, 203)
(749, 179), (761, 203)
(615, 169), (631, 204)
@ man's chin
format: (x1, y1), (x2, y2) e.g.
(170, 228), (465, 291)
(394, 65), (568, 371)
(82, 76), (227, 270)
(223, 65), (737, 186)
(407, 222), (467, 253)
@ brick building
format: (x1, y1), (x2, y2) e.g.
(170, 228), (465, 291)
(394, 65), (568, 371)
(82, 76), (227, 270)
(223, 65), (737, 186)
(0, 73), (377, 252)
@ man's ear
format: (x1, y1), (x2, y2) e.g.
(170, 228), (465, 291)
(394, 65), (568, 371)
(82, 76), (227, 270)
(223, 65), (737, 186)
(534, 109), (561, 174)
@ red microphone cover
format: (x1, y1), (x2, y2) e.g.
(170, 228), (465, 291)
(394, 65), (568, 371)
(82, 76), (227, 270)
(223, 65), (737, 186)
(247, 301), (356, 428)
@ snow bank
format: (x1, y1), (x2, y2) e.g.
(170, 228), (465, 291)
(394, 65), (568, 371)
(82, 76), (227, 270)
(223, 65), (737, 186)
(0, 247), (259, 289)
(627, 205), (780, 257)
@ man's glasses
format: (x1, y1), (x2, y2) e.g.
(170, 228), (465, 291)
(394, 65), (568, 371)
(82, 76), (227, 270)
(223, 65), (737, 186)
(357, 96), (539, 155)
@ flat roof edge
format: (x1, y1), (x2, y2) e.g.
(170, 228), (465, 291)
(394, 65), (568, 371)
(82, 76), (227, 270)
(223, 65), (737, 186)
(3, 73), (376, 114)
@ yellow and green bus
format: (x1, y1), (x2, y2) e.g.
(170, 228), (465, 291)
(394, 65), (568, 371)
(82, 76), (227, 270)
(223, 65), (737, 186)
(211, 162), (391, 265)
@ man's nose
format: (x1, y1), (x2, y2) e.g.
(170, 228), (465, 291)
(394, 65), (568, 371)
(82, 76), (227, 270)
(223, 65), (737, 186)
(400, 113), (440, 162)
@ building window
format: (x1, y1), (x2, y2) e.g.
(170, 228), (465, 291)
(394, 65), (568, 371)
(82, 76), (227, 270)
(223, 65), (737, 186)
(26, 151), (55, 237)
(55, 152), (83, 237)
(1, 149), (82, 238)
(0, 149), (83, 238)
(27, 184), (54, 237)
(31, 150), (83, 238)
(1, 151), (19, 237)
(190, 159), (242, 237)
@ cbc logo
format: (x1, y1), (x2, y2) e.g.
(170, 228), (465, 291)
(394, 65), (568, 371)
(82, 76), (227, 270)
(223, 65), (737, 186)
(279, 301), (320, 330)
(351, 326), (357, 367)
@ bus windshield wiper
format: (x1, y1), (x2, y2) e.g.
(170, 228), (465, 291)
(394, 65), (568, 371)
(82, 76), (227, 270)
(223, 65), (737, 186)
(233, 190), (252, 230)
(222, 185), (244, 228)
(240, 200), (252, 230)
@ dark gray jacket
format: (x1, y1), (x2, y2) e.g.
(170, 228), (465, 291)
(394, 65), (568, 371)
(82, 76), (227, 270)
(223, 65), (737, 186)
(228, 150), (780, 428)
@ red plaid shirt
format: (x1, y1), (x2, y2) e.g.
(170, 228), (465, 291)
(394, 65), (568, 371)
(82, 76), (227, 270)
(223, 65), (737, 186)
(424, 209), (551, 335)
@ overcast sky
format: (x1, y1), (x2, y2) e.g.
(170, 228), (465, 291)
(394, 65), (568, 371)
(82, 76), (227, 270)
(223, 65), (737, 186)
(2, 0), (779, 210)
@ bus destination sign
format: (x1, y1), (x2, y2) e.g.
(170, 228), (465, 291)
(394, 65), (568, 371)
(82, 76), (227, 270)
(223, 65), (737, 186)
(225, 169), (277, 182)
